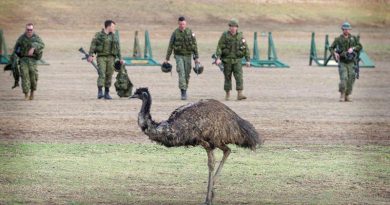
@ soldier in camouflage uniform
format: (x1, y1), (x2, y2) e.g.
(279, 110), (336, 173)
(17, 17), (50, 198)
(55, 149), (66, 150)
(330, 22), (362, 102)
(88, 20), (123, 100)
(12, 23), (45, 100)
(164, 16), (199, 100)
(215, 18), (250, 101)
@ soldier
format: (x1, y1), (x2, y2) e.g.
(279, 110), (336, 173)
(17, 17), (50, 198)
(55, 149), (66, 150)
(164, 16), (199, 100)
(330, 22), (362, 102)
(13, 23), (45, 100)
(215, 18), (250, 101)
(88, 20), (123, 100)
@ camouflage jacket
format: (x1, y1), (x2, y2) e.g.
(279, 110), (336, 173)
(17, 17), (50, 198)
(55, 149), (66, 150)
(13, 33), (45, 60)
(165, 28), (198, 60)
(89, 29), (121, 59)
(215, 31), (250, 63)
(329, 34), (363, 63)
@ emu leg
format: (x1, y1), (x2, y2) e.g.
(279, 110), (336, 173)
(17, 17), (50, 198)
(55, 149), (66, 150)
(213, 145), (231, 183)
(205, 149), (215, 205)
(210, 145), (231, 200)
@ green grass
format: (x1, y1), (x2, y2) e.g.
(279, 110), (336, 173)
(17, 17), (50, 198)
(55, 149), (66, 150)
(0, 143), (389, 204)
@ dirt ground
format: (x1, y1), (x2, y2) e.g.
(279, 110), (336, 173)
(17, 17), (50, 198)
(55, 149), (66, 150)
(0, 29), (389, 145)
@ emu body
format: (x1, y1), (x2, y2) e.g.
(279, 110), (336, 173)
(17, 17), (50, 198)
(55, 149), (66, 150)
(131, 87), (262, 204)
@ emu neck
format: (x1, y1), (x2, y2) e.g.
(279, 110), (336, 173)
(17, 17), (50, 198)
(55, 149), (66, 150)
(140, 96), (151, 116)
(138, 94), (157, 132)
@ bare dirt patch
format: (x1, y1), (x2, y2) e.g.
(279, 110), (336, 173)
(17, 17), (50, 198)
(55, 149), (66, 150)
(0, 55), (389, 145)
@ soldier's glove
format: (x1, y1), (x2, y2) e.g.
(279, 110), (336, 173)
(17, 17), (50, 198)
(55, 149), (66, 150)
(114, 60), (122, 72)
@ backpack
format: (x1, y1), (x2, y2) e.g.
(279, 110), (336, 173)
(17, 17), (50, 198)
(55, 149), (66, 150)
(114, 65), (133, 97)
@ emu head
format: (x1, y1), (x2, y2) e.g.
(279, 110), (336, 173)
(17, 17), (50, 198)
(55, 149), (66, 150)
(130, 87), (150, 100)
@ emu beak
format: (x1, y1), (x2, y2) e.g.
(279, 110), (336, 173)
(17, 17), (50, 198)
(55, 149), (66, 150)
(129, 94), (139, 99)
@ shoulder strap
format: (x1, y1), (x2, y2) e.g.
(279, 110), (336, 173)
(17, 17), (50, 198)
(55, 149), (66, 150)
(236, 32), (243, 40)
(223, 31), (229, 39)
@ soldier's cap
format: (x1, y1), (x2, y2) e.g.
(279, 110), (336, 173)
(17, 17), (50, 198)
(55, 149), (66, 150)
(341, 21), (352, 30)
(229, 18), (239, 27)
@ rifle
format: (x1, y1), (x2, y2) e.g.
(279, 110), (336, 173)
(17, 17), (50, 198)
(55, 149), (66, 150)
(78, 47), (99, 72)
(211, 54), (224, 72)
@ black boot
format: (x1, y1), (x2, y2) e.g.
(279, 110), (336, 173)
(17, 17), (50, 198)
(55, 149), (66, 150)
(180, 89), (187, 100)
(97, 86), (104, 99)
(12, 81), (19, 89)
(104, 87), (112, 100)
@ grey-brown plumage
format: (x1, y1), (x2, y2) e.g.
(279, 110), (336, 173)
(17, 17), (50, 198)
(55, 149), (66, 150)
(131, 87), (262, 205)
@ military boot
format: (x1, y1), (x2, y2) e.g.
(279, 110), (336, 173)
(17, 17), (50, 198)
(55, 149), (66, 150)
(104, 87), (112, 100)
(29, 91), (34, 100)
(12, 81), (19, 89)
(345, 95), (352, 102)
(225, 91), (230, 101)
(339, 93), (345, 102)
(24, 93), (29, 100)
(180, 89), (187, 100)
(237, 90), (247, 100)
(97, 86), (104, 99)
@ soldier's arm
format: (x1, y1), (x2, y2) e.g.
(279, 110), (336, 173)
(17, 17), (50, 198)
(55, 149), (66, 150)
(116, 39), (122, 60)
(243, 36), (250, 62)
(353, 37), (362, 53)
(89, 33), (98, 56)
(192, 33), (199, 59)
(32, 35), (45, 50)
(13, 36), (22, 54)
(117, 49), (122, 60)
(329, 38), (338, 53)
(215, 34), (224, 58)
(165, 32), (175, 61)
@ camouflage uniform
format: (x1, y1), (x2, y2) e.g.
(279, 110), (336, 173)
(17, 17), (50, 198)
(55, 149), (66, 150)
(13, 33), (45, 96)
(330, 32), (362, 100)
(165, 28), (199, 94)
(215, 30), (250, 97)
(89, 29), (121, 92)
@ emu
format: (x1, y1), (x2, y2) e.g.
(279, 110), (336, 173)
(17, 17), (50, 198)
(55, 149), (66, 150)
(130, 87), (262, 205)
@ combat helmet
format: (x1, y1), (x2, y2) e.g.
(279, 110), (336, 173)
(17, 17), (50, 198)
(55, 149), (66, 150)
(161, 62), (172, 73)
(341, 21), (352, 30)
(228, 18), (239, 27)
(193, 62), (204, 75)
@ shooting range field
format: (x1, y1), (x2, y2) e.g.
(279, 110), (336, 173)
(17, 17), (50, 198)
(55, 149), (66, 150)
(0, 0), (389, 204)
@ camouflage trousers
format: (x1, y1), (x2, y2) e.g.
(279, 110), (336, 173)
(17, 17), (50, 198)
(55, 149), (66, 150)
(20, 57), (38, 94)
(338, 61), (355, 95)
(175, 55), (192, 90)
(97, 55), (115, 88)
(222, 60), (243, 91)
